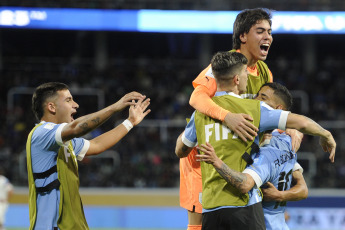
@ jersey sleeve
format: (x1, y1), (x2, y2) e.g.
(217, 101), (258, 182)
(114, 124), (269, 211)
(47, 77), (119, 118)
(190, 65), (229, 121)
(182, 112), (198, 147)
(190, 86), (229, 121)
(192, 64), (217, 92)
(259, 102), (290, 132)
(71, 138), (90, 161)
(55, 122), (68, 146)
(54, 122), (90, 161)
(243, 152), (272, 188)
(293, 162), (304, 173)
(35, 122), (66, 151)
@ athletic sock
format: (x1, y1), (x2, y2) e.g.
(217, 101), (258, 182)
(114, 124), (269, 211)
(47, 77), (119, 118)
(187, 224), (202, 230)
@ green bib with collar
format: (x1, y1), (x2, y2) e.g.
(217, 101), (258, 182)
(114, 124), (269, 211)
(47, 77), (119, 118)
(229, 49), (271, 98)
(26, 123), (89, 230)
(194, 94), (261, 209)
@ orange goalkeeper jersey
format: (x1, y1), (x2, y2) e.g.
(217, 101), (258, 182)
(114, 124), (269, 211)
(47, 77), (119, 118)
(179, 147), (202, 213)
(180, 51), (272, 213)
(190, 51), (273, 122)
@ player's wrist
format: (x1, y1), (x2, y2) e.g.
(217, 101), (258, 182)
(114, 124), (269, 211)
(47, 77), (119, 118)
(276, 191), (285, 202)
(221, 110), (231, 121)
(323, 130), (331, 139)
(213, 158), (223, 169)
(122, 119), (134, 131)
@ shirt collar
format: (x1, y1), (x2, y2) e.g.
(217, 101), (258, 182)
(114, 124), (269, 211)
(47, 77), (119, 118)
(215, 91), (242, 99)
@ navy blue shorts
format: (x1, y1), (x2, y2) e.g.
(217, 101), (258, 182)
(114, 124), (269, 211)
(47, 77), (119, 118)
(202, 202), (266, 230)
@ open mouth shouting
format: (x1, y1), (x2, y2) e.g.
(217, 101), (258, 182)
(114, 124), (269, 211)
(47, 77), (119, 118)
(260, 43), (270, 56)
(71, 111), (76, 122)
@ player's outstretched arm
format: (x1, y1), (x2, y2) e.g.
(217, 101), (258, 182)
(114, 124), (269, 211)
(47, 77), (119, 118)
(86, 97), (150, 156)
(190, 85), (258, 142)
(262, 170), (308, 202)
(196, 142), (255, 194)
(286, 113), (336, 162)
(175, 131), (194, 158)
(62, 92), (146, 142)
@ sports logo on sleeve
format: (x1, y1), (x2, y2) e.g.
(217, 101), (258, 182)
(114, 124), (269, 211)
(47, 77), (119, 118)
(205, 68), (215, 79)
(43, 123), (56, 130)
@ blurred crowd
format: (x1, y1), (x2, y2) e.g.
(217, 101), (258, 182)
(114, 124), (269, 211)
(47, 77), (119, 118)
(1, 0), (345, 11)
(0, 27), (345, 189)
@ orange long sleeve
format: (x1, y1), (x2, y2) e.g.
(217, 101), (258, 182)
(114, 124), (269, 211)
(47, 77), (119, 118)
(189, 85), (229, 121)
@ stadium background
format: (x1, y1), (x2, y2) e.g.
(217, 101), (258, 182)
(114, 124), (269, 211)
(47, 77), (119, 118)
(1, 1), (345, 229)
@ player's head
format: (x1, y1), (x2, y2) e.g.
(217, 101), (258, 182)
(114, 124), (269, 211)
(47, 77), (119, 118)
(32, 82), (79, 123)
(211, 51), (248, 94)
(232, 8), (273, 61)
(255, 82), (293, 111)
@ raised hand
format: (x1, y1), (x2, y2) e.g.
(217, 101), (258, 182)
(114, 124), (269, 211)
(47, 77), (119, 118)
(196, 142), (221, 167)
(224, 112), (258, 142)
(319, 131), (336, 163)
(285, 129), (303, 152)
(113, 92), (146, 112)
(128, 98), (151, 126)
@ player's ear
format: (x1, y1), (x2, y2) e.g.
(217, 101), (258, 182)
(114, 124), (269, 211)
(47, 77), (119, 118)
(47, 102), (56, 113)
(276, 104), (284, 110)
(240, 33), (247, 43)
(234, 75), (240, 85)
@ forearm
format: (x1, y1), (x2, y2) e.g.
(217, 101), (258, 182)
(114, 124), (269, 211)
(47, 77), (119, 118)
(63, 105), (116, 141)
(213, 159), (253, 194)
(175, 132), (193, 158)
(87, 123), (129, 155)
(279, 184), (308, 202)
(282, 170), (308, 201)
(265, 171), (308, 202)
(287, 114), (330, 138)
(190, 86), (229, 121)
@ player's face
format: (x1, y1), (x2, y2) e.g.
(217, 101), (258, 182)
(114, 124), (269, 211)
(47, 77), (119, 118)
(241, 20), (272, 62)
(255, 86), (280, 108)
(54, 89), (79, 123)
(238, 64), (249, 94)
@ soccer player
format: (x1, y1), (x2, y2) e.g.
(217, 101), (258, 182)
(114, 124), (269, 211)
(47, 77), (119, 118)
(196, 82), (309, 230)
(180, 8), (303, 229)
(195, 132), (300, 230)
(176, 51), (335, 230)
(190, 8), (274, 141)
(26, 82), (150, 230)
(0, 168), (13, 230)
(177, 82), (308, 230)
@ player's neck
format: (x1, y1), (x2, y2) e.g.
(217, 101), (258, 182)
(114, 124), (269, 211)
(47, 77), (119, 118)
(41, 114), (58, 124)
(239, 48), (257, 68)
(217, 85), (239, 95)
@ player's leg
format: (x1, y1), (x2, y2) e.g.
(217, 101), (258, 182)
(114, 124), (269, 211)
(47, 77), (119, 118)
(0, 203), (6, 230)
(187, 210), (202, 230)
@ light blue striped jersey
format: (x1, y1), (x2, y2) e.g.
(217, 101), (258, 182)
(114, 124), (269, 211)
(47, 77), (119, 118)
(244, 131), (297, 230)
(30, 121), (89, 229)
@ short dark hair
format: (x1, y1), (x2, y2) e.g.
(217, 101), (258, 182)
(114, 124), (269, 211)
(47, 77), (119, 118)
(232, 8), (272, 49)
(32, 82), (69, 121)
(261, 82), (293, 110)
(211, 51), (248, 82)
